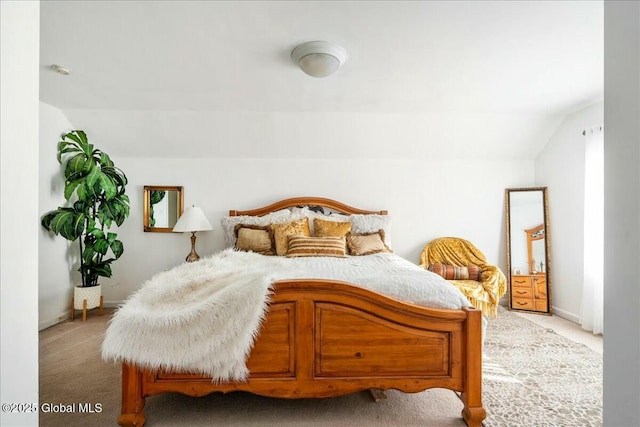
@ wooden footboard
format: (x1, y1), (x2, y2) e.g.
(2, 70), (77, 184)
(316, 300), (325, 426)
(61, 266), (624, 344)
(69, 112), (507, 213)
(118, 279), (485, 427)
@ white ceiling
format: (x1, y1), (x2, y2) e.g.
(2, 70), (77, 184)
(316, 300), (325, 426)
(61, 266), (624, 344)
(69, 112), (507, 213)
(39, 1), (603, 159)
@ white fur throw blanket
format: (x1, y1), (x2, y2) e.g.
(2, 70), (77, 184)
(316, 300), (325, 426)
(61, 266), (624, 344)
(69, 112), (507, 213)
(101, 249), (297, 382)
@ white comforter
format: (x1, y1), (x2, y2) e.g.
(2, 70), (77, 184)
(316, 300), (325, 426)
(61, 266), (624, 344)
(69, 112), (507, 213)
(276, 252), (472, 309)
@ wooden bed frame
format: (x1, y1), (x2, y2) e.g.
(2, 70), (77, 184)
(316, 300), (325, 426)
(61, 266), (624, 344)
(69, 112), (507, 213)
(118, 197), (485, 426)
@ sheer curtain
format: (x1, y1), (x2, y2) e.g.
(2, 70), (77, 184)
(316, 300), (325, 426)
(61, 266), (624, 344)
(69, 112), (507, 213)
(581, 125), (604, 335)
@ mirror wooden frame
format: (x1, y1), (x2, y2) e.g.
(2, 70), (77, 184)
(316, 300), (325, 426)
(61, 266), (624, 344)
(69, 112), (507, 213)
(505, 187), (552, 315)
(143, 186), (184, 232)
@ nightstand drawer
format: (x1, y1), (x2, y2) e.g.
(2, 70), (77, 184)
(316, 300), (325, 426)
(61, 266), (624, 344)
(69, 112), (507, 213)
(512, 288), (533, 298)
(512, 297), (534, 309)
(535, 299), (548, 312)
(511, 276), (531, 288)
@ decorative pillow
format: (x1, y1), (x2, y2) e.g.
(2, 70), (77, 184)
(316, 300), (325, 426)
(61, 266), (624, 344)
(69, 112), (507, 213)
(292, 206), (351, 234)
(220, 209), (294, 247)
(350, 214), (392, 247)
(428, 263), (482, 281)
(286, 235), (347, 258)
(346, 230), (391, 256)
(269, 217), (311, 256)
(313, 218), (351, 237)
(234, 224), (273, 255)
(467, 264), (482, 281)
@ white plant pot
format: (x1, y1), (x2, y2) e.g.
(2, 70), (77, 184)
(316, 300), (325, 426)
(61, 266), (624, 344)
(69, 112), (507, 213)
(73, 284), (102, 310)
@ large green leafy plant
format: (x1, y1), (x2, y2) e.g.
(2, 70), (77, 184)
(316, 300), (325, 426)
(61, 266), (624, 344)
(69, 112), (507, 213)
(41, 130), (130, 288)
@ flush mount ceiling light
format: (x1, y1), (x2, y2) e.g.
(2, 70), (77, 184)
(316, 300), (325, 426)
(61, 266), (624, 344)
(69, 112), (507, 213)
(50, 64), (71, 75)
(291, 41), (347, 78)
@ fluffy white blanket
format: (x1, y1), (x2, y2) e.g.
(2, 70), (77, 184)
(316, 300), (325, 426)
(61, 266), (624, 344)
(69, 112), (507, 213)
(101, 249), (297, 381)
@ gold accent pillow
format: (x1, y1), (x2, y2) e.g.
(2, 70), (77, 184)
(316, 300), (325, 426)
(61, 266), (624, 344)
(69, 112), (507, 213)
(346, 230), (392, 256)
(269, 217), (311, 256)
(234, 224), (273, 255)
(313, 218), (351, 237)
(286, 236), (347, 258)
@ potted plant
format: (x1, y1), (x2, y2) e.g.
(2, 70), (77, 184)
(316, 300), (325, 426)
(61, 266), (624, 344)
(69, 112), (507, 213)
(41, 130), (130, 319)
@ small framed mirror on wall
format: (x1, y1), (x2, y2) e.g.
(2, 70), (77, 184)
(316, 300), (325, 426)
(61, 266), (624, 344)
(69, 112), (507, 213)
(143, 186), (184, 232)
(505, 187), (552, 314)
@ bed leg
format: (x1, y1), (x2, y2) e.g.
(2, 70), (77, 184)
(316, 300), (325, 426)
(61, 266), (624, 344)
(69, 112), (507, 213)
(461, 308), (486, 427)
(118, 363), (146, 427)
(368, 388), (387, 402)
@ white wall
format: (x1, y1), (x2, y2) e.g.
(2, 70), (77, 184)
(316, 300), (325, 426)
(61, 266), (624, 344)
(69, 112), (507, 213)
(36, 108), (537, 316)
(64, 110), (565, 162)
(603, 1), (640, 425)
(98, 156), (534, 304)
(39, 102), (77, 330)
(0, 1), (40, 425)
(534, 102), (604, 323)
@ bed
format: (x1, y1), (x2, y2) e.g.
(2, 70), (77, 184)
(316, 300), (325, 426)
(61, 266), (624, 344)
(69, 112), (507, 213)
(114, 197), (485, 427)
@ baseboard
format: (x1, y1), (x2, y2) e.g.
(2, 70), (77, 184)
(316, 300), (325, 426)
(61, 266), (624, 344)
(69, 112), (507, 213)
(551, 306), (580, 324)
(104, 300), (123, 309)
(39, 311), (70, 331)
(39, 301), (125, 330)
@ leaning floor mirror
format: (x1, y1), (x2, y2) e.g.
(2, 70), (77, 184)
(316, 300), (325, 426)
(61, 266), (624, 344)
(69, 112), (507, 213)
(505, 187), (552, 314)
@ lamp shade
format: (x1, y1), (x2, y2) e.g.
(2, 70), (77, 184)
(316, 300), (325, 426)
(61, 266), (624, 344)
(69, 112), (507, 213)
(291, 41), (347, 78)
(172, 206), (213, 233)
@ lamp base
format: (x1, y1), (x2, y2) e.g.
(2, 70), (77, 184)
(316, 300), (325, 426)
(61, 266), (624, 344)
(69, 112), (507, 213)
(185, 232), (200, 263)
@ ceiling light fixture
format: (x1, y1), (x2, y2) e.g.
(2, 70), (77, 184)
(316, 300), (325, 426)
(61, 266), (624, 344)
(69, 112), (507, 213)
(50, 64), (72, 75)
(291, 41), (347, 78)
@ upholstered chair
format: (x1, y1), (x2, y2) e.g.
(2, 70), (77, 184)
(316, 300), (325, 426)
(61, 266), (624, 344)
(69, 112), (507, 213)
(420, 237), (507, 317)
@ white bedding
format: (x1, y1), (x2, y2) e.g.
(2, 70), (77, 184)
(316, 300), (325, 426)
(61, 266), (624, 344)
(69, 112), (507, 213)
(275, 252), (472, 310)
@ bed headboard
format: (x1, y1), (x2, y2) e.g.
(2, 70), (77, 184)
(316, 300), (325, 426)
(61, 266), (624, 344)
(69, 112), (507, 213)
(229, 197), (388, 217)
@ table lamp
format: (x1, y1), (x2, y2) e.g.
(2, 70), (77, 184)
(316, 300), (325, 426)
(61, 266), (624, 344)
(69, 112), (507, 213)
(172, 205), (213, 262)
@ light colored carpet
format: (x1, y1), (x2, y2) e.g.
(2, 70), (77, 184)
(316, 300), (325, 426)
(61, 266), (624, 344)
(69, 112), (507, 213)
(483, 306), (602, 426)
(39, 306), (602, 426)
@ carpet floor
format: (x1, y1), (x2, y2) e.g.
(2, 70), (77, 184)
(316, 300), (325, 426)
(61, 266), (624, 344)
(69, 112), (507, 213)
(39, 306), (602, 426)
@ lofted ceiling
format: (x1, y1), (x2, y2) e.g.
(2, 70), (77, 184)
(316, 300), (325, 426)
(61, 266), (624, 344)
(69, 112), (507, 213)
(39, 1), (603, 159)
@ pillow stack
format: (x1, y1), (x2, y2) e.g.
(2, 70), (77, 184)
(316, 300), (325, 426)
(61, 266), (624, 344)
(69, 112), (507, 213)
(283, 218), (351, 258)
(222, 208), (392, 258)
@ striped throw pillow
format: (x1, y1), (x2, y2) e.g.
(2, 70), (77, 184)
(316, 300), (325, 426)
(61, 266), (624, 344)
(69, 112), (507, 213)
(286, 235), (347, 258)
(428, 263), (482, 281)
(467, 264), (482, 281)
